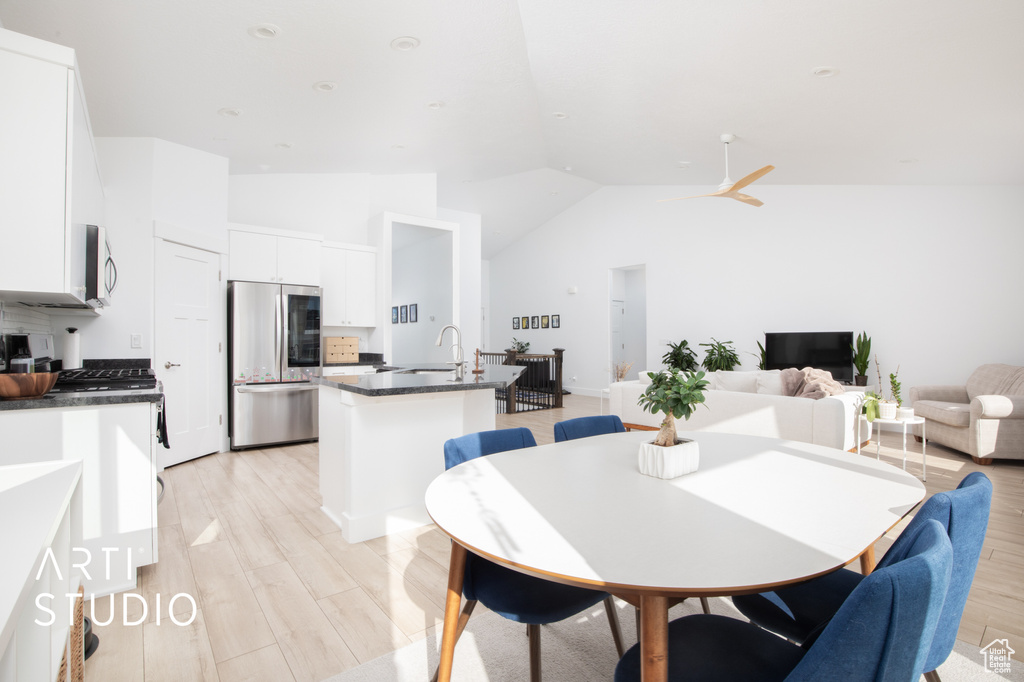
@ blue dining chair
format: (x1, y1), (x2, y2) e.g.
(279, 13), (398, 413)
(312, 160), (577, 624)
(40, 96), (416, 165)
(731, 472), (991, 681)
(614, 518), (953, 682)
(553, 415), (626, 442)
(440, 427), (625, 682)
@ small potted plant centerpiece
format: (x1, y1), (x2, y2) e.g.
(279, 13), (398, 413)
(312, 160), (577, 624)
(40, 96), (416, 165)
(851, 332), (871, 386)
(890, 369), (914, 420)
(874, 356), (899, 420)
(636, 369), (710, 478)
(700, 338), (740, 372)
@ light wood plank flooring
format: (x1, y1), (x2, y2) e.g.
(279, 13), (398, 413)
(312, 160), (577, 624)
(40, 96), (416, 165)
(84, 394), (1024, 681)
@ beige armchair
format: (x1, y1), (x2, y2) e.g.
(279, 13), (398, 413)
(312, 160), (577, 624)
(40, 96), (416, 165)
(911, 364), (1024, 464)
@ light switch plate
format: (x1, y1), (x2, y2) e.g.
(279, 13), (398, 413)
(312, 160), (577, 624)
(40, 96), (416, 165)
(130, 333), (142, 349)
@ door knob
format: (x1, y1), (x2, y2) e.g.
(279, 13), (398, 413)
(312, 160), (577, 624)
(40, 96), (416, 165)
(164, 361), (181, 369)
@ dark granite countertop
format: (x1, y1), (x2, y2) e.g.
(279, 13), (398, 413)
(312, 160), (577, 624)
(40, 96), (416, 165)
(316, 363), (524, 397)
(0, 386), (163, 411)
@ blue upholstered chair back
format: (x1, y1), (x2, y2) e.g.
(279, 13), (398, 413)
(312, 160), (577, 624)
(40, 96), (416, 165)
(786, 519), (952, 681)
(553, 415), (626, 442)
(443, 427), (537, 470)
(874, 471), (991, 672)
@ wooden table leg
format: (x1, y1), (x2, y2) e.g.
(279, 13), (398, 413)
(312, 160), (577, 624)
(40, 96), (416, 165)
(859, 545), (876, 575)
(438, 542), (468, 682)
(639, 594), (669, 682)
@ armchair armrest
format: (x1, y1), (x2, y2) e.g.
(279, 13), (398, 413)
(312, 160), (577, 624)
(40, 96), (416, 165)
(972, 395), (1024, 419)
(910, 385), (969, 404)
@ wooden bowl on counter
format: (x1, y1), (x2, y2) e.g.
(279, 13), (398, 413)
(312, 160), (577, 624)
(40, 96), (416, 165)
(0, 372), (59, 400)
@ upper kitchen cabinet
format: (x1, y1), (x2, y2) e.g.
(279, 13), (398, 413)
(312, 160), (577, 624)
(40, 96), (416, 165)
(0, 29), (105, 309)
(321, 243), (377, 327)
(228, 224), (322, 286)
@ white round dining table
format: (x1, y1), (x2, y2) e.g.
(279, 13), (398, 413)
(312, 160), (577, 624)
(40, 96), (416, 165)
(426, 430), (926, 682)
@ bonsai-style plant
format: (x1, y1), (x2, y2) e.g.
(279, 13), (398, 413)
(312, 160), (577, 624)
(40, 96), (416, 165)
(662, 340), (698, 372)
(510, 338), (530, 353)
(637, 369), (710, 446)
(700, 338), (740, 372)
(851, 332), (871, 386)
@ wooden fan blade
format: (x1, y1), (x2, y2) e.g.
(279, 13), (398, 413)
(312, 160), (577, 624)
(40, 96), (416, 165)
(657, 189), (728, 203)
(731, 192), (764, 207)
(728, 165), (775, 192)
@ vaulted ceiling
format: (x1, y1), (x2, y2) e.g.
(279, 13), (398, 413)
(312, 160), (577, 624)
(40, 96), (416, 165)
(2, 0), (1022, 256)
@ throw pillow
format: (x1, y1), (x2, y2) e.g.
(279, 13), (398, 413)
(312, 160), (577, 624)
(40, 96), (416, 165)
(755, 370), (785, 395)
(713, 371), (759, 393)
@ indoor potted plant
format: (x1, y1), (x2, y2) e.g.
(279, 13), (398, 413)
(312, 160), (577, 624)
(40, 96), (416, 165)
(636, 369), (710, 478)
(874, 356), (898, 419)
(700, 338), (740, 372)
(851, 332), (871, 386)
(890, 368), (914, 420)
(662, 340), (699, 372)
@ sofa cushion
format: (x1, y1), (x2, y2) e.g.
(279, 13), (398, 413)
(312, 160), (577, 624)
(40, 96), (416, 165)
(966, 364), (1024, 400)
(714, 371), (759, 393)
(915, 400), (971, 428)
(756, 370), (784, 396)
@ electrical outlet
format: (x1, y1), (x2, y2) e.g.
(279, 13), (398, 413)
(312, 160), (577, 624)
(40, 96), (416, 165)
(130, 333), (142, 349)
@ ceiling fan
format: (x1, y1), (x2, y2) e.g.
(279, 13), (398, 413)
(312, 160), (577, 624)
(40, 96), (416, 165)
(661, 134), (774, 207)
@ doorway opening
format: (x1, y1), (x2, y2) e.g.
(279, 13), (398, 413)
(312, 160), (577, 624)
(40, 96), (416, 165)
(609, 265), (647, 384)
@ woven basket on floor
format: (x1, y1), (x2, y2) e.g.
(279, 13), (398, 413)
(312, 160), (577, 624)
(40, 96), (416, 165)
(57, 585), (85, 682)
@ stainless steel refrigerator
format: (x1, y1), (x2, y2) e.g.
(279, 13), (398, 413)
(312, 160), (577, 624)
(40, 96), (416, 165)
(228, 281), (321, 449)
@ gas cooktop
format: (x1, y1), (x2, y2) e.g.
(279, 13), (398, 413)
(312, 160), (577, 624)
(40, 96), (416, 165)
(52, 368), (158, 393)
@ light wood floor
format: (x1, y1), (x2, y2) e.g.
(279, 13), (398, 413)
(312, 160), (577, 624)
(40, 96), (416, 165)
(84, 394), (1024, 681)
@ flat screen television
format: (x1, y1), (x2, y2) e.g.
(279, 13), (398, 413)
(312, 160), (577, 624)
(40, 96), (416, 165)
(764, 331), (854, 384)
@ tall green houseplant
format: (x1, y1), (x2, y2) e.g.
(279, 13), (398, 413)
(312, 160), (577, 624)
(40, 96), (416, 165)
(851, 332), (871, 385)
(662, 340), (698, 372)
(700, 338), (740, 372)
(637, 370), (710, 446)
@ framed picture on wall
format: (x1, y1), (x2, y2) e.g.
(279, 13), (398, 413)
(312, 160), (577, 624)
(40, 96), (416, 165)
(541, 315), (549, 329)
(410, 304), (418, 323)
(531, 315), (539, 329)
(400, 305), (408, 323)
(392, 307), (399, 324)
(551, 314), (560, 328)
(521, 316), (529, 329)
(513, 317), (520, 330)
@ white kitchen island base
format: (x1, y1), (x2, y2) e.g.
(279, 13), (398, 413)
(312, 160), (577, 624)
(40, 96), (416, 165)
(319, 383), (496, 543)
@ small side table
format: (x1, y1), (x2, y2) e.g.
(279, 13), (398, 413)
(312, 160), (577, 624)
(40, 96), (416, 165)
(858, 414), (927, 481)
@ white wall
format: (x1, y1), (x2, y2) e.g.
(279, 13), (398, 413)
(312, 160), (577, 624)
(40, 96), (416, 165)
(488, 185), (1024, 396)
(51, 137), (228, 362)
(228, 173), (437, 243)
(391, 231), (453, 364)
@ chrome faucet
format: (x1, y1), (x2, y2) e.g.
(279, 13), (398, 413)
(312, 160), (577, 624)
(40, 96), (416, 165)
(435, 324), (466, 380)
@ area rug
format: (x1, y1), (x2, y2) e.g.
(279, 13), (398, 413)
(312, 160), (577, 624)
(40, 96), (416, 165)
(321, 597), (1022, 681)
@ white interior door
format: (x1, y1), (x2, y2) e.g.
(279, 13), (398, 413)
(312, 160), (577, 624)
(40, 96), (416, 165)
(155, 239), (223, 468)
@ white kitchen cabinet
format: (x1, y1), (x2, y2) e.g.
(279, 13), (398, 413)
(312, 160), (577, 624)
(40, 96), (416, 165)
(0, 402), (158, 597)
(228, 227), (322, 285)
(0, 29), (105, 307)
(321, 243), (377, 327)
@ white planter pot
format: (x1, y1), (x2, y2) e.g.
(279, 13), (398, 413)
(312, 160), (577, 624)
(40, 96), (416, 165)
(638, 439), (699, 479)
(897, 407), (915, 421)
(878, 402), (898, 420)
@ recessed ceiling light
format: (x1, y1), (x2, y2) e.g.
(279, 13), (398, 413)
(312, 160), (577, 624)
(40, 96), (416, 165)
(562, 166), (573, 172)
(313, 81), (337, 92)
(275, 143), (292, 149)
(390, 36), (420, 51)
(677, 161), (692, 168)
(549, 191), (559, 196)
(391, 144), (406, 150)
(247, 24), (280, 39)
(426, 101), (445, 110)
(217, 107), (242, 117)
(812, 66), (839, 78)
(493, 229), (502, 235)
(552, 112), (568, 119)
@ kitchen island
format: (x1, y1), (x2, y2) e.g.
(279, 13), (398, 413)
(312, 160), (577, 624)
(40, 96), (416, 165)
(317, 364), (524, 542)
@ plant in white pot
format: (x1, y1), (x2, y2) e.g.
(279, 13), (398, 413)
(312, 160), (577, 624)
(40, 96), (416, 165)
(874, 356), (899, 420)
(636, 369), (710, 478)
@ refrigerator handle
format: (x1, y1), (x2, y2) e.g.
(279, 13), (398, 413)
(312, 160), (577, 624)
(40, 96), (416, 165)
(276, 292), (283, 377)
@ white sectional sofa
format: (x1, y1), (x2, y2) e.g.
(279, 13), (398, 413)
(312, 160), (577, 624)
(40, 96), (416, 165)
(610, 369), (869, 452)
